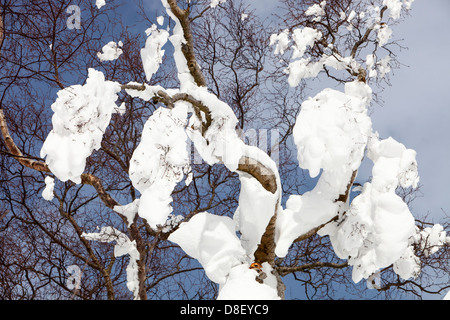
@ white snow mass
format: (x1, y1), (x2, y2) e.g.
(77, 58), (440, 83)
(97, 41), (123, 61)
(40, 68), (121, 184)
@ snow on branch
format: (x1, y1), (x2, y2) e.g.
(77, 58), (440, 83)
(82, 226), (140, 299)
(40, 68), (122, 184)
(129, 104), (191, 230)
(97, 41), (123, 61)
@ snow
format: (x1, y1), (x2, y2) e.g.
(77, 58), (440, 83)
(305, 1), (326, 20)
(275, 81), (373, 257)
(393, 245), (420, 280)
(413, 224), (449, 257)
(234, 169), (279, 256)
(383, 0), (403, 20)
(97, 41), (123, 61)
(327, 134), (419, 282)
(377, 23), (392, 47)
(444, 290), (450, 300)
(141, 24), (169, 81)
(161, 0), (196, 90)
(217, 264), (280, 300)
(129, 105), (190, 229)
(329, 181), (416, 282)
(366, 54), (377, 78)
(291, 27), (322, 60)
(168, 212), (246, 284)
(42, 176), (54, 201)
(82, 226), (140, 299)
(210, 0), (226, 8)
(377, 55), (391, 78)
(40, 68), (121, 184)
(96, 0), (106, 9)
(347, 10), (357, 23)
(393, 224), (448, 281)
(270, 29), (290, 55)
(184, 87), (245, 171)
(113, 199), (140, 227)
(292, 81), (372, 179)
(275, 190), (340, 257)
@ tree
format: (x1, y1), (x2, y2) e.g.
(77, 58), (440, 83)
(0, 0), (448, 300)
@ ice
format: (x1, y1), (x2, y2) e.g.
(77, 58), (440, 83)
(40, 68), (121, 184)
(97, 41), (123, 61)
(141, 24), (169, 81)
(42, 176), (54, 201)
(168, 212), (246, 284)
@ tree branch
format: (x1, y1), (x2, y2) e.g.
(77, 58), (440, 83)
(166, 0), (207, 87)
(277, 261), (348, 277)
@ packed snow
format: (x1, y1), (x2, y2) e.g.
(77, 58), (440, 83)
(40, 68), (121, 184)
(113, 199), (140, 227)
(141, 24), (169, 81)
(210, 0), (226, 8)
(217, 264), (280, 300)
(129, 105), (190, 229)
(305, 1), (326, 21)
(275, 80), (373, 257)
(82, 226), (140, 299)
(168, 212), (246, 284)
(42, 176), (55, 201)
(97, 41), (123, 61)
(95, 0), (106, 9)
